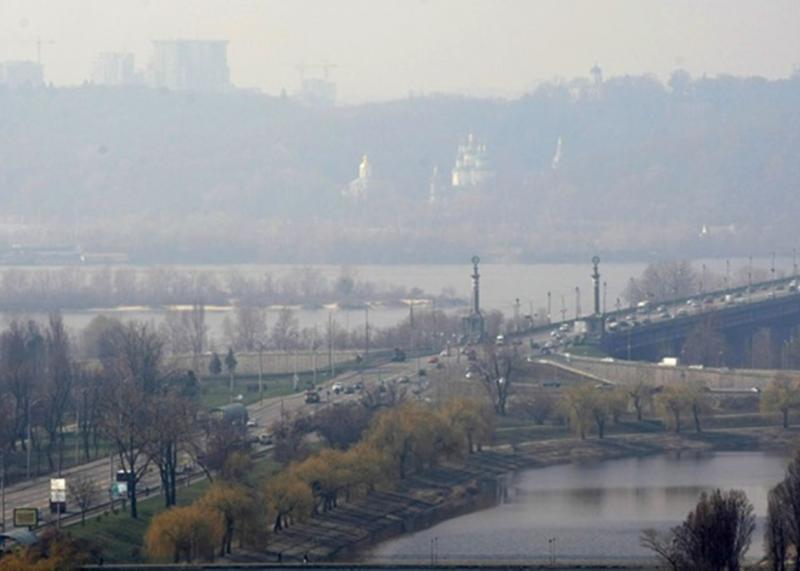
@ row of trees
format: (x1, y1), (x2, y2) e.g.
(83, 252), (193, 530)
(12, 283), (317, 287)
(0, 313), (230, 518)
(145, 397), (493, 563)
(623, 260), (778, 306)
(514, 373), (800, 441)
(0, 265), (461, 311)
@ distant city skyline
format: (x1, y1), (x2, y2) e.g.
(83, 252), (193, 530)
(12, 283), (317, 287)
(0, 0), (798, 102)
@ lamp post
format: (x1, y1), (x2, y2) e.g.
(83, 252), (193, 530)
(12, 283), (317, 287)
(1, 450), (5, 532)
(256, 341), (265, 404)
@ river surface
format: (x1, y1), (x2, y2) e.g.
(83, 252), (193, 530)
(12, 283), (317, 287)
(0, 257), (785, 343)
(368, 452), (788, 564)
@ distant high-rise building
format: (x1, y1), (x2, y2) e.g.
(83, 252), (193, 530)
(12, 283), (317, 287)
(590, 63), (603, 85)
(92, 52), (137, 86)
(451, 133), (495, 189)
(149, 40), (229, 92)
(0, 61), (44, 88)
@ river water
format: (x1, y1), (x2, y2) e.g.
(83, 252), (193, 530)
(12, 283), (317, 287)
(2, 257), (785, 344)
(368, 452), (788, 564)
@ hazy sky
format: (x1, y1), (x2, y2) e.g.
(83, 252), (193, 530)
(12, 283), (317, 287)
(1, 0), (798, 101)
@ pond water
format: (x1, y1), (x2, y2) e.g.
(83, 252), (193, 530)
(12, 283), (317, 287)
(368, 452), (788, 564)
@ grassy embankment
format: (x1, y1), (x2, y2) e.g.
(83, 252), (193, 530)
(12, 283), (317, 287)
(67, 458), (280, 563)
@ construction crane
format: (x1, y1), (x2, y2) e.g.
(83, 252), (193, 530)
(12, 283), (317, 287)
(34, 38), (55, 65)
(4, 37), (55, 65)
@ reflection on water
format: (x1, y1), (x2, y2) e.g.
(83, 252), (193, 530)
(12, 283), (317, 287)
(368, 452), (787, 562)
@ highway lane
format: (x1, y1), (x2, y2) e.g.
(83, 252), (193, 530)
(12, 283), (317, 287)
(0, 355), (424, 531)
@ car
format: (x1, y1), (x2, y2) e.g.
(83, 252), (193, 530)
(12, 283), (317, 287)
(676, 309), (689, 317)
(542, 381), (561, 388)
(439, 350), (449, 357)
(344, 384), (355, 394)
(246, 419), (258, 428)
(495, 334), (506, 345)
(396, 376), (410, 384)
(465, 371), (476, 379)
(427, 356), (439, 364)
(332, 383), (344, 394)
(258, 433), (273, 446)
(304, 390), (321, 404)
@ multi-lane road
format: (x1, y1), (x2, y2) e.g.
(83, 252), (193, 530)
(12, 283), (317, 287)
(0, 354), (424, 532)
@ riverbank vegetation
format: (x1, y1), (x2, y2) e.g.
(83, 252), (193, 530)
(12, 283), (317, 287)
(0, 265), (465, 311)
(142, 397), (492, 563)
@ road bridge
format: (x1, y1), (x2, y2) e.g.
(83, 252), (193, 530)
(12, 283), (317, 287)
(599, 277), (800, 364)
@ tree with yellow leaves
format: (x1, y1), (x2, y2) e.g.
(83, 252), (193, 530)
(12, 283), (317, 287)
(144, 504), (223, 563)
(293, 448), (351, 513)
(198, 482), (255, 556)
(367, 402), (458, 479)
(264, 470), (314, 532)
(441, 397), (494, 454)
(341, 441), (384, 499)
(560, 384), (595, 439)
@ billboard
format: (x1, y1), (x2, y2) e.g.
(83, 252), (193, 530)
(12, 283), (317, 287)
(13, 507), (39, 528)
(50, 478), (66, 503)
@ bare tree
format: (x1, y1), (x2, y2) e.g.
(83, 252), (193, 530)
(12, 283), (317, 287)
(642, 489), (755, 571)
(68, 475), (100, 525)
(776, 452), (800, 571)
(272, 307), (299, 351)
(765, 484), (789, 571)
(99, 379), (153, 519)
(624, 261), (699, 305)
(145, 392), (197, 507)
(0, 320), (45, 451)
(98, 321), (166, 518)
(229, 304), (267, 352)
(473, 345), (516, 416)
(627, 379), (653, 421)
(40, 313), (73, 473)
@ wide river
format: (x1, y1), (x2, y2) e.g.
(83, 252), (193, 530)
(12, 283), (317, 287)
(368, 452), (788, 564)
(1, 256), (785, 344)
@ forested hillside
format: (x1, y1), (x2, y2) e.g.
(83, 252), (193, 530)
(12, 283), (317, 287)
(1, 72), (798, 263)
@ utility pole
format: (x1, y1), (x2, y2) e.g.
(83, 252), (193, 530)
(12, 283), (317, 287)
(26, 397), (31, 480)
(560, 295), (567, 322)
(575, 287), (581, 319)
(748, 255), (753, 301)
(257, 343), (264, 404)
(602, 281), (607, 314)
(771, 251), (776, 282)
(514, 298), (521, 332)
(591, 256), (601, 315)
(725, 259), (731, 290)
(701, 263), (707, 294)
(312, 326), (318, 386)
(328, 312), (334, 378)
(547, 291), (552, 322)
(1, 451), (5, 532)
(364, 305), (370, 361)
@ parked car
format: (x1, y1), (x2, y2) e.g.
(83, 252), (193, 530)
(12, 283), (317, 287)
(332, 382), (344, 394)
(304, 390), (321, 404)
(258, 433), (273, 446)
